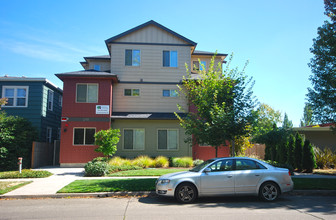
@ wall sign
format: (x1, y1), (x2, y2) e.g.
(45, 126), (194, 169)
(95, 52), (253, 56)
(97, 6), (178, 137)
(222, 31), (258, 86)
(96, 105), (110, 114)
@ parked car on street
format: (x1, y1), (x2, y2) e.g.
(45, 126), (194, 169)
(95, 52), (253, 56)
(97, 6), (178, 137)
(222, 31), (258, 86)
(156, 157), (293, 203)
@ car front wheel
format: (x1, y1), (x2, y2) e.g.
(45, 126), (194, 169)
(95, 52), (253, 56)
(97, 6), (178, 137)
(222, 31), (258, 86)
(259, 182), (280, 202)
(175, 183), (197, 203)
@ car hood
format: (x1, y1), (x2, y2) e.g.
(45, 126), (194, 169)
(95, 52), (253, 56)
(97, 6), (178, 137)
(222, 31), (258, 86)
(159, 171), (199, 180)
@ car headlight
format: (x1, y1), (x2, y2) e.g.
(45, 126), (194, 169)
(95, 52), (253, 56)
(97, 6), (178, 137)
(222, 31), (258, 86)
(158, 179), (170, 184)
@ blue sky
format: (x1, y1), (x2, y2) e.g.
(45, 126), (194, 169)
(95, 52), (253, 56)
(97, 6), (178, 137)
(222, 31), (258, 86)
(0, 0), (326, 126)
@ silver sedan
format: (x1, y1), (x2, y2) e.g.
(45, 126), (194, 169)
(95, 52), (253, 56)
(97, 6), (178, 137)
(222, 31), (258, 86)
(156, 157), (293, 203)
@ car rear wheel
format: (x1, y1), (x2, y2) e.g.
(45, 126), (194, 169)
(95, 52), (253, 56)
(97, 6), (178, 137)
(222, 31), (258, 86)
(175, 183), (197, 203)
(259, 182), (280, 202)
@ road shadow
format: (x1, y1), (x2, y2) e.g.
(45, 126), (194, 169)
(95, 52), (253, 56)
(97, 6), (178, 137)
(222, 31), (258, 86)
(138, 194), (336, 216)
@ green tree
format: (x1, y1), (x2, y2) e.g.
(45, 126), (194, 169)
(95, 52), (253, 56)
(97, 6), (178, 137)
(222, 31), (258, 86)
(94, 128), (120, 157)
(302, 139), (316, 172)
(307, 0), (336, 127)
(286, 134), (295, 167)
(294, 133), (304, 170)
(252, 103), (282, 139)
(282, 113), (293, 129)
(176, 55), (257, 157)
(300, 103), (314, 127)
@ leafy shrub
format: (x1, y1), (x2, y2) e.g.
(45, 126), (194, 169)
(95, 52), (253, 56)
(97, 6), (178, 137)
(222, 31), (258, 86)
(91, 157), (108, 163)
(265, 160), (294, 175)
(153, 156), (169, 168)
(193, 159), (204, 166)
(294, 133), (304, 170)
(94, 129), (120, 157)
(302, 140), (316, 172)
(84, 161), (110, 177)
(0, 169), (52, 179)
(132, 156), (154, 168)
(171, 157), (193, 167)
(108, 157), (132, 166)
(314, 147), (336, 169)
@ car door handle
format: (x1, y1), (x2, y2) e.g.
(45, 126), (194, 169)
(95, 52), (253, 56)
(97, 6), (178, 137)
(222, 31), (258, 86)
(255, 174), (260, 176)
(227, 175), (233, 178)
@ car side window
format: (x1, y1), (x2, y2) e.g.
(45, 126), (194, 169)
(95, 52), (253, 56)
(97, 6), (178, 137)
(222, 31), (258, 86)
(208, 159), (233, 172)
(236, 159), (264, 170)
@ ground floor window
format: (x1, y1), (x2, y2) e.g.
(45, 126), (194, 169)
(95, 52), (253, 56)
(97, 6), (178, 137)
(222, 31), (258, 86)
(46, 127), (52, 143)
(158, 129), (178, 150)
(123, 128), (145, 150)
(73, 128), (96, 145)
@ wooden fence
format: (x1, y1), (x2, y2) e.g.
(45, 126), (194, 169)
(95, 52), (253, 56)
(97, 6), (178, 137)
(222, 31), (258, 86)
(31, 140), (60, 168)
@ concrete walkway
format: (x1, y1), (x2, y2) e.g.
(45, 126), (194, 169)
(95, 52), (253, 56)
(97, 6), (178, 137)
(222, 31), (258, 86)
(1, 167), (336, 199)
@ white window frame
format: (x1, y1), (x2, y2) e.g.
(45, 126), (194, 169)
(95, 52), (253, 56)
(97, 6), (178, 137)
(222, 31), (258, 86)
(48, 90), (54, 111)
(192, 60), (206, 71)
(163, 50), (178, 67)
(73, 127), (96, 146)
(1, 86), (29, 107)
(46, 127), (52, 143)
(122, 128), (145, 150)
(162, 89), (178, 97)
(76, 83), (99, 103)
(124, 89), (140, 97)
(125, 49), (141, 66)
(59, 95), (62, 107)
(157, 128), (179, 151)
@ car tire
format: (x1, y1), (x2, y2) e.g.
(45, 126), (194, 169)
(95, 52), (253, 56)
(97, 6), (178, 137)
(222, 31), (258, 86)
(175, 183), (197, 203)
(259, 182), (280, 202)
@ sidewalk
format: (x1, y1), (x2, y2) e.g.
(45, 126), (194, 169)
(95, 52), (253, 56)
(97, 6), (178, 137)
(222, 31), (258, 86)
(1, 167), (336, 199)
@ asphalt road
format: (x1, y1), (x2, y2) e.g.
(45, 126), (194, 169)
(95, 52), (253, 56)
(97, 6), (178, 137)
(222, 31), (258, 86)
(0, 195), (335, 220)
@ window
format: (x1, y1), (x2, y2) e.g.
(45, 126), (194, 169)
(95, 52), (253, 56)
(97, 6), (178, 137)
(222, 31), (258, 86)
(235, 159), (266, 170)
(124, 89), (140, 96)
(57, 127), (61, 140)
(76, 84), (98, 103)
(124, 129), (145, 150)
(158, 129), (178, 150)
(125, 49), (140, 66)
(162, 89), (178, 97)
(163, 51), (177, 67)
(59, 95), (62, 107)
(93, 65), (100, 71)
(46, 127), (52, 143)
(73, 128), (96, 145)
(208, 159), (233, 172)
(48, 90), (53, 111)
(193, 61), (206, 71)
(2, 86), (28, 107)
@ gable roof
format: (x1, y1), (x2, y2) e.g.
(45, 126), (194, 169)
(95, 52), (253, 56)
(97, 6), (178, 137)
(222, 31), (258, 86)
(105, 20), (197, 46)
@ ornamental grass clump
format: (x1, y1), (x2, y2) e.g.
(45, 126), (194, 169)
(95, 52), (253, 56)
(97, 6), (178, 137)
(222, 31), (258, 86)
(153, 156), (169, 168)
(172, 157), (193, 167)
(132, 155), (154, 168)
(108, 157), (132, 166)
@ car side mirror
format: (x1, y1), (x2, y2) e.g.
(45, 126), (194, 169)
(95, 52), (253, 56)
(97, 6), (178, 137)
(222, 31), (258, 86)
(203, 168), (211, 173)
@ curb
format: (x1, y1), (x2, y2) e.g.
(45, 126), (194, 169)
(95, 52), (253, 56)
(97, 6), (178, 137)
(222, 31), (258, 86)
(2, 190), (336, 200)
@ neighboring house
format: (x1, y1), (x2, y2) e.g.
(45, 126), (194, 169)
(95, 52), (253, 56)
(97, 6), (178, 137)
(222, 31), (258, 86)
(56, 20), (228, 167)
(0, 76), (63, 144)
(294, 124), (336, 151)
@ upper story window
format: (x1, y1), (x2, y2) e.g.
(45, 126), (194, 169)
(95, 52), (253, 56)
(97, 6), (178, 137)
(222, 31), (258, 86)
(76, 84), (98, 103)
(47, 90), (54, 111)
(59, 95), (62, 107)
(93, 65), (101, 71)
(193, 61), (206, 71)
(163, 51), (177, 67)
(125, 49), (140, 66)
(2, 86), (28, 107)
(124, 89), (140, 96)
(163, 89), (178, 97)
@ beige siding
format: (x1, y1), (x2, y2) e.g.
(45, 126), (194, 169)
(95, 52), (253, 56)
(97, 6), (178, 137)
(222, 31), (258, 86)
(88, 61), (110, 72)
(112, 83), (188, 113)
(115, 25), (188, 44)
(111, 119), (191, 158)
(110, 44), (191, 82)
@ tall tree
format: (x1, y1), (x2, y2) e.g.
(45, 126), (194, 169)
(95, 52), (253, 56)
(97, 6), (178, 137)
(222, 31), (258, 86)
(302, 139), (316, 173)
(307, 0), (336, 127)
(300, 103), (314, 127)
(176, 55), (257, 157)
(282, 113), (293, 130)
(294, 133), (304, 171)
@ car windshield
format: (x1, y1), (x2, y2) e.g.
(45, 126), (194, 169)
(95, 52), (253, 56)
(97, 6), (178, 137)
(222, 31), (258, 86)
(189, 159), (215, 172)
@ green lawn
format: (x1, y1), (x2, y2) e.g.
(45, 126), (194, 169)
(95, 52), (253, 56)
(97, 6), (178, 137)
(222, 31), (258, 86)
(292, 178), (336, 190)
(0, 181), (32, 195)
(58, 178), (157, 193)
(0, 170), (53, 179)
(108, 168), (188, 177)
